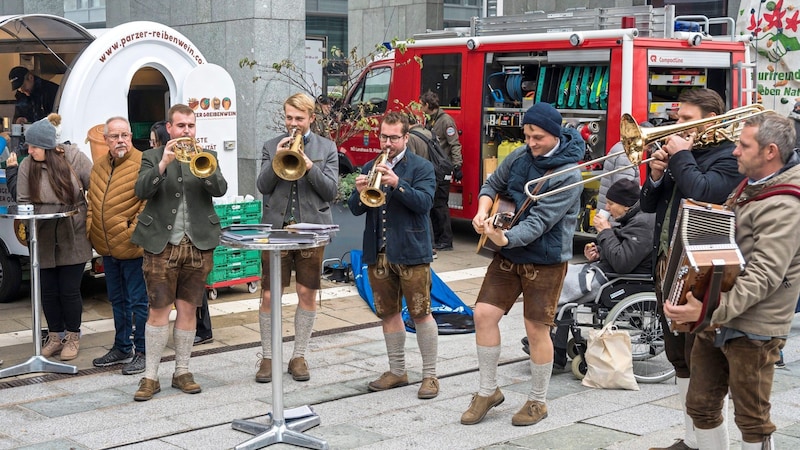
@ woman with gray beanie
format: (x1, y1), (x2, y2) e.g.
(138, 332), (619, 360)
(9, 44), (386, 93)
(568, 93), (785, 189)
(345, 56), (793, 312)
(17, 114), (92, 361)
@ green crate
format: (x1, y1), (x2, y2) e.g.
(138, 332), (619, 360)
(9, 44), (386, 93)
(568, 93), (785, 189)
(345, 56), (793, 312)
(206, 266), (227, 284)
(215, 200), (262, 227)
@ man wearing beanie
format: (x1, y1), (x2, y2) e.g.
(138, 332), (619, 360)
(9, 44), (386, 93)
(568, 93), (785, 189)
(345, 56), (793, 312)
(463, 102), (583, 426)
(547, 178), (655, 369)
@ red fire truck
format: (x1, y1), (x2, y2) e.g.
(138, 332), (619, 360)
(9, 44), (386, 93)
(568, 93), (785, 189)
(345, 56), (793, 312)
(340, 5), (754, 223)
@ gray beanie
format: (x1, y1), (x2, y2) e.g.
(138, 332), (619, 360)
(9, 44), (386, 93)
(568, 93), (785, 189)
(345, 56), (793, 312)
(24, 117), (57, 149)
(522, 102), (563, 137)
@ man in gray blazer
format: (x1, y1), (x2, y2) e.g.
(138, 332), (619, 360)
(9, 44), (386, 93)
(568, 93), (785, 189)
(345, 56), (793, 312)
(255, 93), (339, 383)
(131, 104), (228, 401)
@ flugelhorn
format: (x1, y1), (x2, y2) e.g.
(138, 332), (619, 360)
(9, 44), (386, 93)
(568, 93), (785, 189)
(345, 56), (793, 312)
(524, 104), (770, 202)
(360, 149), (389, 207)
(173, 137), (217, 178)
(273, 128), (306, 181)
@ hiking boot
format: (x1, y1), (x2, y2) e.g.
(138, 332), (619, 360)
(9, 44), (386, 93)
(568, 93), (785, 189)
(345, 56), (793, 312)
(41, 332), (63, 357)
(461, 387), (504, 425)
(172, 372), (202, 394)
(417, 377), (440, 399)
(255, 358), (272, 383)
(60, 332), (80, 361)
(122, 352), (146, 375)
(511, 400), (548, 426)
(92, 348), (134, 367)
(288, 357), (310, 382)
(648, 439), (697, 450)
(134, 378), (161, 401)
(367, 371), (409, 392)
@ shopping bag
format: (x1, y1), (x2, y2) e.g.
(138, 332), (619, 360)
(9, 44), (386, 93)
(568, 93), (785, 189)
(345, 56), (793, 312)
(581, 322), (639, 390)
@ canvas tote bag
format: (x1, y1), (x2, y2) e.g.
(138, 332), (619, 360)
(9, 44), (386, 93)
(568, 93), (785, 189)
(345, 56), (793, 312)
(581, 321), (639, 390)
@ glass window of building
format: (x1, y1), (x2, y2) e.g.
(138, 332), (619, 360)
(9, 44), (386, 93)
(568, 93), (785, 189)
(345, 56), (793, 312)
(64, 0), (106, 27)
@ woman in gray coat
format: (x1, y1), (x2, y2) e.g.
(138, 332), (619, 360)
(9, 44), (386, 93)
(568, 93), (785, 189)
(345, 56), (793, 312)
(17, 115), (92, 362)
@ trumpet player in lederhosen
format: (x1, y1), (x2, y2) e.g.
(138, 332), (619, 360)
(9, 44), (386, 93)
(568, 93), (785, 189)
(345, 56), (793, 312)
(255, 93), (338, 384)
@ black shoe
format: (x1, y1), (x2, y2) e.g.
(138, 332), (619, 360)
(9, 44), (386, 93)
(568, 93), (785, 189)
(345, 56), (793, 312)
(521, 336), (530, 355)
(122, 352), (146, 375)
(193, 335), (214, 346)
(434, 244), (453, 251)
(92, 348), (134, 367)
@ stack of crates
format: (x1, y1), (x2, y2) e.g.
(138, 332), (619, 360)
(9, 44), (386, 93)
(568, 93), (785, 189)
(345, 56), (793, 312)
(207, 200), (263, 285)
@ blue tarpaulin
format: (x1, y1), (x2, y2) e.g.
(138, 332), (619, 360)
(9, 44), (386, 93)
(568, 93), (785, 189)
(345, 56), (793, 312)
(350, 250), (475, 334)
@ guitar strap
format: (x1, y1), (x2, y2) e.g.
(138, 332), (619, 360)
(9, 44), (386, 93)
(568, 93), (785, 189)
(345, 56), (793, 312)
(510, 169), (554, 226)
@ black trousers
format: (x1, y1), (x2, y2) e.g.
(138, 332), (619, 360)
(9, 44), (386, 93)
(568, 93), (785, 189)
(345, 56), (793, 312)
(430, 180), (453, 247)
(196, 290), (212, 338)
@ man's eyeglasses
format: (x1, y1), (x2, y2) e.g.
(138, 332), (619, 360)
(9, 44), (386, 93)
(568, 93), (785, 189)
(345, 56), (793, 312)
(378, 134), (406, 143)
(106, 133), (132, 140)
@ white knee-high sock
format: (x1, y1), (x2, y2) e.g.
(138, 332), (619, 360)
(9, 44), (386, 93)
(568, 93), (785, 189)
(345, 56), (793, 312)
(477, 344), (501, 396)
(384, 331), (406, 376)
(292, 307), (316, 359)
(144, 323), (169, 380)
(415, 320), (438, 378)
(528, 361), (553, 402)
(173, 328), (194, 376)
(259, 312), (272, 359)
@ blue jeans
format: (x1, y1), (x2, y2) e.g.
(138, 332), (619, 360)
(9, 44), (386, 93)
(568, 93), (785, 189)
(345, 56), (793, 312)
(103, 256), (148, 354)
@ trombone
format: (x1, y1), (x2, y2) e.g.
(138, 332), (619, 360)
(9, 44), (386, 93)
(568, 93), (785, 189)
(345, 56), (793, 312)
(273, 128), (307, 181)
(524, 104), (770, 202)
(173, 137), (218, 178)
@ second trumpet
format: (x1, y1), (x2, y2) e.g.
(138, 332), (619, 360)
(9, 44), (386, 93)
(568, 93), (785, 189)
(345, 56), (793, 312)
(360, 150), (389, 207)
(273, 128), (307, 181)
(173, 137), (217, 178)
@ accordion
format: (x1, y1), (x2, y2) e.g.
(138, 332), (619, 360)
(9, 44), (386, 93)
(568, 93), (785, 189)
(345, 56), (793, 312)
(662, 199), (745, 333)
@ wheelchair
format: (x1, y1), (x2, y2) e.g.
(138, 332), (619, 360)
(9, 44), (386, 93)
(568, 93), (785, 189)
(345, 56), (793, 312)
(524, 272), (675, 384)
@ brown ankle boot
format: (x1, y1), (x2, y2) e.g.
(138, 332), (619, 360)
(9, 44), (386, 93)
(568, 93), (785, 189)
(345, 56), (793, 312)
(41, 332), (63, 357)
(60, 331), (80, 361)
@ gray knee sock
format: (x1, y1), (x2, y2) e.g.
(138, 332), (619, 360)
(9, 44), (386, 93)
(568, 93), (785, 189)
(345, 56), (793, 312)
(384, 331), (406, 376)
(477, 344), (501, 396)
(259, 312), (272, 359)
(528, 361), (553, 402)
(292, 307), (316, 359)
(415, 320), (438, 378)
(144, 323), (169, 380)
(173, 328), (195, 376)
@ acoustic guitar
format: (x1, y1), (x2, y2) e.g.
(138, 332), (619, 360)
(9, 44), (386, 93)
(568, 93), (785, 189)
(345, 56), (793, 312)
(476, 194), (516, 257)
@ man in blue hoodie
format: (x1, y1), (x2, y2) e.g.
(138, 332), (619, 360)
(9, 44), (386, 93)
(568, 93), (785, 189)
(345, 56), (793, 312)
(461, 102), (584, 426)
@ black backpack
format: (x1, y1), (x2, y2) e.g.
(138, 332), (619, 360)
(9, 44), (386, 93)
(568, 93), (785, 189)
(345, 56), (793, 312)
(409, 128), (453, 182)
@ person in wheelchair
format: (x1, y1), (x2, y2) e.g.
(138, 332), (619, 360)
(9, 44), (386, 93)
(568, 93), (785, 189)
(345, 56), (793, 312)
(550, 178), (654, 369)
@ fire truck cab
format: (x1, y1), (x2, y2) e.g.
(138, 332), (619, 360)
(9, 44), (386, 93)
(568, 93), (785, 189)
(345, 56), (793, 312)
(341, 5), (754, 225)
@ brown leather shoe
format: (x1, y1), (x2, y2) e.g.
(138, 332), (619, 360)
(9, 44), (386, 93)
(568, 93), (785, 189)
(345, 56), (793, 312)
(367, 371), (408, 392)
(255, 358), (272, 383)
(288, 357), (310, 381)
(648, 439), (697, 450)
(134, 378), (161, 401)
(460, 387), (504, 425)
(171, 372), (202, 394)
(511, 400), (548, 426)
(417, 377), (440, 399)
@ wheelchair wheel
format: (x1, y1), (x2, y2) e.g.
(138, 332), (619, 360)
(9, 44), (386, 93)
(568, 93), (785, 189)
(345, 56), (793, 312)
(567, 338), (579, 360)
(571, 354), (587, 380)
(604, 292), (675, 384)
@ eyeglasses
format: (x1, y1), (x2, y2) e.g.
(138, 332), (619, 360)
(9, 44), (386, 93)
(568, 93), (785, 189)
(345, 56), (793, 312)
(106, 133), (132, 140)
(378, 134), (406, 143)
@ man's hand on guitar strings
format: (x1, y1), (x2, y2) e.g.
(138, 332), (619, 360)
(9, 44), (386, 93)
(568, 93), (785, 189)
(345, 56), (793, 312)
(663, 291), (703, 325)
(483, 217), (509, 247)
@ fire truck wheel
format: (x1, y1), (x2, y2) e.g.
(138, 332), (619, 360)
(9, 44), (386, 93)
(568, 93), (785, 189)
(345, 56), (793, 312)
(0, 251), (22, 303)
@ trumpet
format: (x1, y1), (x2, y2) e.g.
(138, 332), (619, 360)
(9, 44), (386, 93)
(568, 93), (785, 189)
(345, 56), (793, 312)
(173, 137), (217, 178)
(360, 149), (389, 207)
(524, 104), (770, 202)
(273, 128), (307, 181)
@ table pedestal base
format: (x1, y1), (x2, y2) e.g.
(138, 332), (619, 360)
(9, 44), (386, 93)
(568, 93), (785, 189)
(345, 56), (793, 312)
(0, 355), (77, 378)
(232, 413), (327, 450)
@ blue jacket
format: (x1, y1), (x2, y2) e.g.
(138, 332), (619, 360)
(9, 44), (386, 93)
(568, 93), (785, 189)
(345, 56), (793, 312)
(348, 150), (435, 265)
(480, 127), (584, 264)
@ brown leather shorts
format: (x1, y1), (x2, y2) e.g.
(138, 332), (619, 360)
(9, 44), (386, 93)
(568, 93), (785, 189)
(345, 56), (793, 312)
(476, 254), (567, 326)
(261, 246), (324, 290)
(368, 253), (432, 319)
(143, 237), (213, 308)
